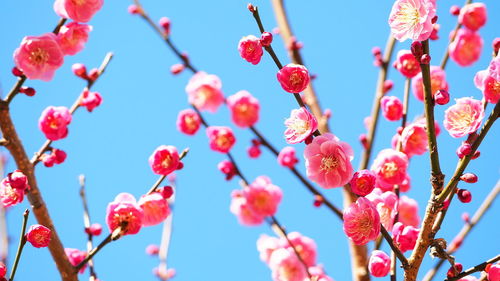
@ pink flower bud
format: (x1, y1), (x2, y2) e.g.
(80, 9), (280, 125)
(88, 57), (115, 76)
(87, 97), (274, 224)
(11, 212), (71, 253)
(383, 80), (394, 94)
(26, 224), (51, 248)
(359, 134), (369, 149)
(381, 96), (403, 121)
(434, 89), (450, 105)
(176, 109), (201, 136)
(146, 244), (159, 256)
(394, 50), (421, 78)
(447, 263), (463, 278)
(277, 64), (310, 93)
(461, 212), (470, 223)
(450, 5), (461, 16)
(0, 262), (5, 278)
(260, 32), (273, 47)
(420, 54), (431, 64)
(157, 186), (174, 199)
(457, 189), (472, 203)
(128, 4), (142, 15)
(238, 35), (263, 65)
(488, 263), (500, 281)
(460, 173), (478, 183)
(88, 68), (99, 81)
(65, 248), (87, 273)
(350, 170), (376, 196)
(411, 41), (423, 59)
(149, 145), (180, 176)
(206, 126), (236, 153)
(247, 3), (255, 13)
(392, 222), (419, 252)
(493, 38), (500, 54)
(218, 160), (236, 180)
(471, 150), (480, 159)
(80, 90), (103, 112)
(12, 67), (23, 77)
(313, 195), (323, 207)
(369, 250), (391, 277)
(20, 86), (36, 97)
(247, 145), (261, 159)
(72, 63), (87, 79)
(158, 17), (171, 36)
(8, 170), (29, 191)
(430, 24), (440, 41)
(372, 47), (382, 56)
(85, 223), (102, 236)
(170, 63), (185, 75)
(41, 154), (56, 167)
(277, 146), (299, 168)
(457, 142), (472, 158)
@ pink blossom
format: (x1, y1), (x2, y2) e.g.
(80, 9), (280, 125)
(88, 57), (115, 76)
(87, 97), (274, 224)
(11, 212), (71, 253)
(277, 64), (310, 93)
(176, 109), (201, 135)
(444, 97), (484, 138)
(86, 223), (102, 236)
(54, 0), (103, 23)
(80, 90), (102, 112)
(488, 263), (500, 281)
(350, 169), (376, 196)
(149, 145), (180, 176)
(57, 22), (92, 56)
(13, 33), (64, 81)
(0, 262), (5, 278)
(159, 17), (171, 36)
(366, 188), (398, 230)
(243, 176), (282, 218)
(279, 232), (316, 267)
(138, 193), (171, 226)
(257, 234), (280, 264)
(371, 149), (409, 187)
(381, 96), (403, 121)
(106, 193), (144, 235)
(388, 0), (436, 42)
(412, 66), (448, 102)
(269, 248), (307, 281)
(218, 160), (236, 180)
(304, 133), (354, 188)
(400, 121), (428, 157)
(65, 248), (87, 273)
(38, 106), (72, 141)
(369, 250), (391, 277)
(0, 182), (24, 208)
(343, 197), (381, 245)
(238, 35), (263, 65)
(449, 28), (483, 67)
(392, 222), (419, 252)
(474, 55), (500, 104)
(145, 244), (159, 256)
(230, 190), (265, 226)
(206, 126), (236, 153)
(399, 195), (420, 227)
(394, 50), (421, 78)
(6, 170), (29, 191)
(458, 3), (487, 31)
(308, 266), (334, 281)
(227, 90), (260, 128)
(185, 72), (224, 113)
(284, 108), (318, 144)
(277, 146), (299, 168)
(26, 224), (51, 248)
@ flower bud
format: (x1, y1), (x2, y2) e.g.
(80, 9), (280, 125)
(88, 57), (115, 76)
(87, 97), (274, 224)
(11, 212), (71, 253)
(434, 89), (450, 105)
(260, 32), (273, 47)
(460, 173), (478, 183)
(457, 189), (472, 203)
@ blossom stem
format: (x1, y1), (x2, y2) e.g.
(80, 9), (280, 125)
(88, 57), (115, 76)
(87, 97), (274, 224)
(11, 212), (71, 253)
(446, 254), (500, 281)
(75, 231), (114, 273)
(268, 216), (312, 280)
(358, 34), (397, 170)
(9, 209), (29, 281)
(31, 52), (114, 166)
(78, 175), (98, 280)
(422, 180), (500, 281)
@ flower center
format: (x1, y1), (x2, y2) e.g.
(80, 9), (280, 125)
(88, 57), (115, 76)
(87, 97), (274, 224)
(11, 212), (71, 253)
(30, 48), (49, 66)
(397, 3), (420, 29)
(321, 155), (338, 171)
(216, 134), (232, 149)
(382, 161), (398, 177)
(289, 72), (303, 87)
(161, 154), (172, 169)
(287, 119), (309, 135)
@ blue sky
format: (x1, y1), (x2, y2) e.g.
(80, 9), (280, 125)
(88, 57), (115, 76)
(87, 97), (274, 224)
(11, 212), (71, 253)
(0, 1), (499, 281)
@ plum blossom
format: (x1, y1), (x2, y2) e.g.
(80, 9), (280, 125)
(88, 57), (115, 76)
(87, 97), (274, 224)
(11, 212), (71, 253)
(458, 3), (487, 31)
(238, 35), (263, 65)
(369, 250), (391, 277)
(38, 106), (72, 141)
(284, 108), (318, 144)
(349, 169), (376, 196)
(106, 193), (144, 236)
(392, 222), (419, 252)
(371, 149), (409, 187)
(394, 50), (421, 78)
(381, 96), (403, 121)
(277, 146), (299, 168)
(257, 234), (280, 264)
(444, 97), (484, 138)
(399, 195), (420, 227)
(277, 64), (310, 93)
(400, 121), (428, 157)
(80, 90), (102, 112)
(138, 193), (171, 226)
(13, 33), (64, 81)
(65, 248), (87, 273)
(279, 232), (317, 267)
(176, 109), (201, 135)
(54, 0), (104, 23)
(230, 190), (266, 226)
(57, 22), (92, 56)
(149, 145), (180, 176)
(488, 263), (500, 281)
(343, 197), (381, 245)
(412, 66), (448, 102)
(366, 188), (398, 230)
(26, 224), (51, 248)
(269, 248), (308, 281)
(185, 72), (224, 112)
(304, 133), (354, 188)
(0, 171), (30, 208)
(206, 126), (236, 153)
(388, 0), (436, 42)
(474, 54), (500, 104)
(449, 28), (483, 67)
(227, 90), (260, 128)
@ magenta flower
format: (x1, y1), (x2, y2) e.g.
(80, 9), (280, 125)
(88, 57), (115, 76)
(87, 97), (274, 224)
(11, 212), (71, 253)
(0, 173), (28, 208)
(371, 149), (409, 187)
(86, 223), (102, 236)
(176, 109), (201, 135)
(381, 96), (403, 121)
(230, 190), (265, 226)
(277, 146), (299, 169)
(366, 188), (398, 230)
(238, 35), (263, 65)
(394, 50), (421, 78)
(106, 193), (144, 235)
(399, 195), (420, 227)
(0, 262), (5, 278)
(185, 72), (225, 113)
(65, 248), (87, 273)
(400, 122), (428, 157)
(449, 28), (483, 67)
(53, 0), (103, 23)
(138, 193), (170, 227)
(13, 33), (64, 81)
(392, 222), (419, 252)
(227, 90), (260, 128)
(6, 170), (29, 190)
(350, 169), (376, 196)
(276, 64), (310, 93)
(269, 248), (308, 281)
(343, 197), (381, 245)
(304, 133), (354, 188)
(218, 160), (236, 180)
(388, 0), (436, 42)
(369, 250), (391, 277)
(257, 234), (280, 264)
(26, 224), (51, 248)
(149, 145), (180, 176)
(488, 263), (500, 281)
(206, 126), (236, 153)
(412, 66), (448, 102)
(278, 232), (317, 267)
(308, 266), (334, 281)
(458, 3), (487, 31)
(243, 176), (282, 218)
(80, 90), (102, 112)
(57, 22), (92, 56)
(444, 97), (485, 138)
(38, 106), (72, 141)
(474, 54), (500, 104)
(284, 107), (318, 144)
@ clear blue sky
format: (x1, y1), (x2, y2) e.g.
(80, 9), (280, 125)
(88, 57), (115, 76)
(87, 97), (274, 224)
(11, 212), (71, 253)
(0, 1), (499, 280)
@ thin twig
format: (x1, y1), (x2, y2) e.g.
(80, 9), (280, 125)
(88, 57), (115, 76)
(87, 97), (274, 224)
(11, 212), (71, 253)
(78, 175), (98, 280)
(8, 209), (29, 281)
(446, 254), (500, 281)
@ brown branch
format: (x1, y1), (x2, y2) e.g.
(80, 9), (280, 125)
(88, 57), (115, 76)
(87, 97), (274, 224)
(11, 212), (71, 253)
(446, 254), (500, 281)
